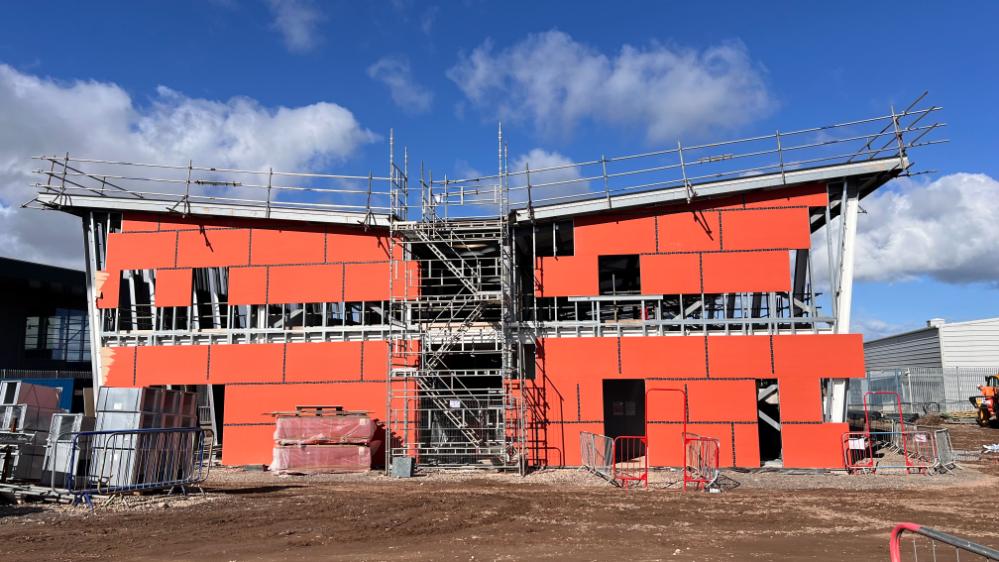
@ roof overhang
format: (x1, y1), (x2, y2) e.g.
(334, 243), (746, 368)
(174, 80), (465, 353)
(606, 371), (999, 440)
(31, 192), (393, 228)
(513, 157), (907, 222)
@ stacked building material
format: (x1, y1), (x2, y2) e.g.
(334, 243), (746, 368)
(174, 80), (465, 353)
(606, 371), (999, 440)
(0, 381), (65, 481)
(270, 406), (377, 474)
(41, 412), (96, 487)
(90, 387), (198, 487)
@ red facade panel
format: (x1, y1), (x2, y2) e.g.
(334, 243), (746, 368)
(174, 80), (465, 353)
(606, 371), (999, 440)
(685, 380), (757, 422)
(121, 214), (160, 232)
(135, 345), (209, 385)
(285, 342), (362, 382)
(639, 253), (701, 295)
(95, 270), (120, 309)
(707, 335), (773, 378)
(208, 343), (284, 383)
(646, 423), (684, 467)
(535, 256), (599, 297)
(176, 228), (250, 268)
(645, 383), (688, 422)
(250, 228), (325, 265)
(224, 382), (387, 425)
(573, 214), (657, 255)
(701, 251), (791, 294)
(620, 336), (707, 378)
(105, 231), (176, 270)
(220, 425), (275, 466)
(781, 423), (848, 469)
(362, 340), (390, 378)
(657, 210), (721, 252)
(538, 338), (618, 381)
(228, 266), (267, 305)
(733, 423), (761, 467)
(772, 334), (865, 379)
(268, 264), (343, 304)
(343, 262), (390, 302)
(721, 207), (811, 250)
(547, 422), (603, 467)
(101, 346), (136, 387)
(779, 376), (824, 422)
(744, 183), (828, 209)
(326, 229), (392, 262)
(391, 261), (421, 299)
(154, 269), (192, 307)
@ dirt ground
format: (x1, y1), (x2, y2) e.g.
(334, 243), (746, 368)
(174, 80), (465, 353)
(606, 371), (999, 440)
(2, 422), (998, 562)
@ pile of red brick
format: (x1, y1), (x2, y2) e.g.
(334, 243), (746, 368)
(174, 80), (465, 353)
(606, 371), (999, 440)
(269, 410), (378, 474)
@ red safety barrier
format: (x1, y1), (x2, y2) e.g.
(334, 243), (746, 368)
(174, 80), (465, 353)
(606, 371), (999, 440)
(611, 435), (648, 489)
(683, 433), (720, 490)
(890, 522), (999, 562)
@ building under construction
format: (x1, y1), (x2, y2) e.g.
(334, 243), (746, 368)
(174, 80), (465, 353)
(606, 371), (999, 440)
(25, 97), (944, 471)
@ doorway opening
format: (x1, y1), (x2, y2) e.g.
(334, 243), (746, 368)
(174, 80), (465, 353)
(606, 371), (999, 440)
(603, 379), (646, 439)
(757, 379), (782, 464)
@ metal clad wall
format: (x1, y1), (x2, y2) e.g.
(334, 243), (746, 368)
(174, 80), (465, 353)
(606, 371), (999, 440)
(863, 328), (942, 370)
(939, 318), (999, 368)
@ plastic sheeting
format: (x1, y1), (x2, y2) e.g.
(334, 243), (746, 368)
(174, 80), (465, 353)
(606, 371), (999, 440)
(270, 444), (374, 474)
(274, 415), (375, 445)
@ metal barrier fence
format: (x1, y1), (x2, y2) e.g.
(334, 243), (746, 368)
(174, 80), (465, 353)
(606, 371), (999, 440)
(611, 435), (648, 489)
(852, 367), (999, 416)
(890, 523), (999, 562)
(683, 434), (720, 490)
(873, 419), (957, 471)
(843, 431), (938, 474)
(578, 431), (614, 482)
(56, 427), (213, 506)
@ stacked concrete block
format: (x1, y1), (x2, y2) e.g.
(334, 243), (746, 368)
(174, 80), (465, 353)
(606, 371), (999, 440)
(270, 412), (377, 474)
(0, 381), (65, 482)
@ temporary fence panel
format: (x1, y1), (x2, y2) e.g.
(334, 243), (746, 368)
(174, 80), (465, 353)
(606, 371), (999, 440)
(578, 431), (614, 482)
(61, 427), (212, 506)
(842, 431), (938, 474)
(852, 367), (999, 416)
(611, 435), (648, 489)
(890, 522), (999, 562)
(683, 433), (720, 490)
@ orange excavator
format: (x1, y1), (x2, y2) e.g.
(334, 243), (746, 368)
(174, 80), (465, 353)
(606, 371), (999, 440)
(971, 375), (999, 427)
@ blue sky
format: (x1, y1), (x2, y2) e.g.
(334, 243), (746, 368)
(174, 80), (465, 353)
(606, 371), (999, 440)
(0, 0), (996, 337)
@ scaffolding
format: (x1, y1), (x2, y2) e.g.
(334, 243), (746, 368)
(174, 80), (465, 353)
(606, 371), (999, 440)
(387, 126), (526, 470)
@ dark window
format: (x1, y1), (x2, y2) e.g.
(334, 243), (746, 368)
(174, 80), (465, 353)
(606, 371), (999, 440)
(598, 255), (641, 295)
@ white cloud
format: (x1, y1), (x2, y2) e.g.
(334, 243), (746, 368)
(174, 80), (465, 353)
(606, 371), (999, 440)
(265, 0), (325, 54)
(852, 316), (915, 341)
(508, 148), (591, 205)
(854, 173), (999, 286)
(367, 56), (434, 114)
(447, 30), (773, 142)
(420, 6), (439, 35)
(0, 64), (376, 269)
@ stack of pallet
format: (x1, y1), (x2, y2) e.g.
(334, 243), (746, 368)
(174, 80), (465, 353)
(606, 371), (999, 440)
(270, 406), (378, 474)
(0, 381), (65, 481)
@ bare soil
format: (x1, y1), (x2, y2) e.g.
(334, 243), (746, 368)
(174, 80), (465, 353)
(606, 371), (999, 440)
(2, 423), (998, 562)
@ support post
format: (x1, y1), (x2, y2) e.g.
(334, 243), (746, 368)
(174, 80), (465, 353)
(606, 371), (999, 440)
(82, 212), (104, 414)
(827, 181), (860, 423)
